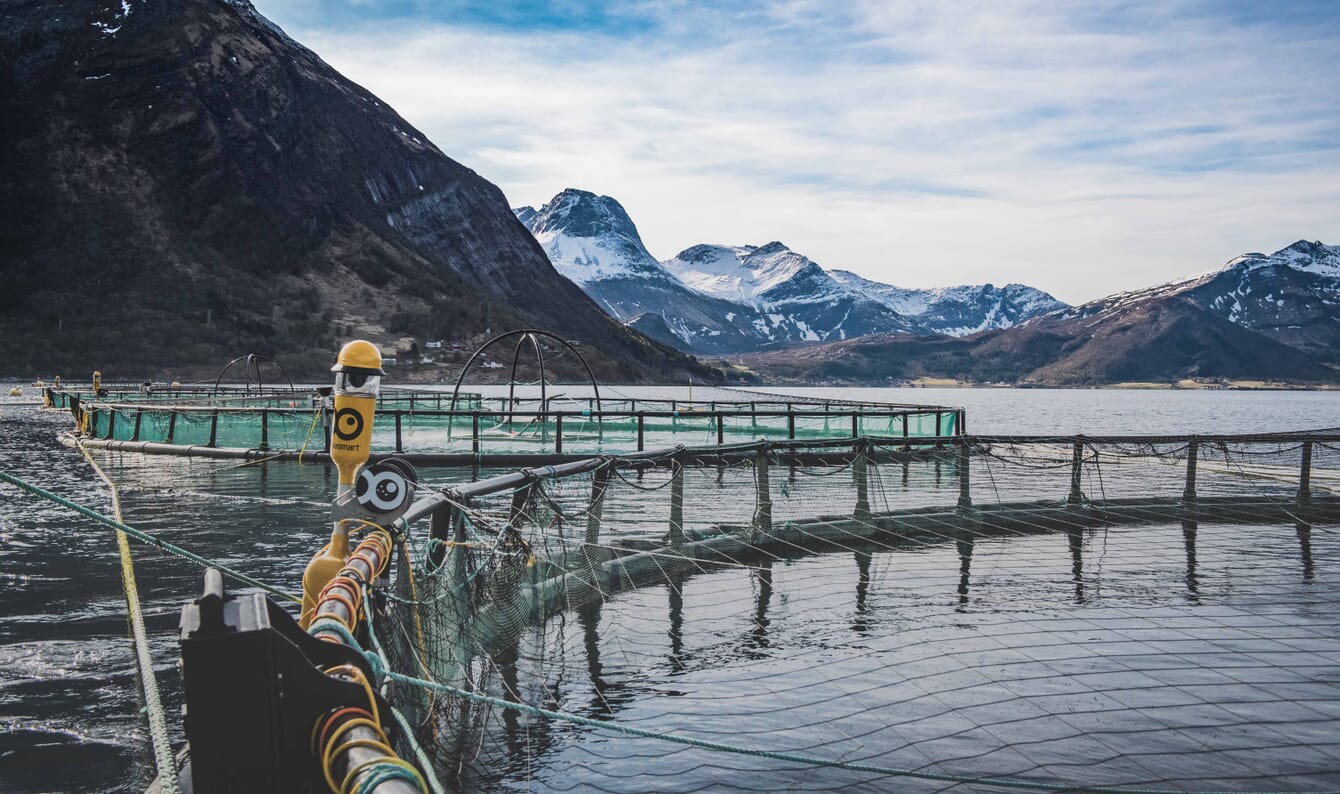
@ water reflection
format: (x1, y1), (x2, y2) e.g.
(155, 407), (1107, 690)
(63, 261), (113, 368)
(668, 574), (686, 673)
(1297, 521), (1315, 581)
(579, 601), (616, 716)
(853, 551), (872, 633)
(747, 561), (772, 656)
(1067, 527), (1085, 604)
(1182, 520), (1200, 601)
(956, 531), (974, 608)
(495, 640), (522, 743)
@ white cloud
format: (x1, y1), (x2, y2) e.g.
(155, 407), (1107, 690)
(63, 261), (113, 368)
(257, 0), (1340, 303)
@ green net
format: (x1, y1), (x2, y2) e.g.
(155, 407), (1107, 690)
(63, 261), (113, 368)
(71, 396), (962, 456)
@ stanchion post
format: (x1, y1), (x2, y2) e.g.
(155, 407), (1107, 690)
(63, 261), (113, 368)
(1299, 440), (1313, 507)
(669, 454), (684, 551)
(1068, 441), (1085, 506)
(1183, 438), (1199, 511)
(753, 446), (772, 538)
(854, 441), (872, 523)
(956, 437), (971, 511)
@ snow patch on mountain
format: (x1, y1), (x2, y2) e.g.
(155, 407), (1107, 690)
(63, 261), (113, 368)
(516, 189), (680, 288)
(663, 242), (822, 305)
(831, 270), (1066, 336)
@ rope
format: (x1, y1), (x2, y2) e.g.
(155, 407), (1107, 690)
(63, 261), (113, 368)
(73, 441), (181, 794)
(362, 587), (447, 794)
(298, 403), (324, 462)
(0, 469), (301, 604)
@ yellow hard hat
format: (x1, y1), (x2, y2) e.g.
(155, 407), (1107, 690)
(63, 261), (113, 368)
(331, 339), (385, 375)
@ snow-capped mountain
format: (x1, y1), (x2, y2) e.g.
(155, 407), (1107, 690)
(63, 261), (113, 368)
(830, 272), (1066, 337)
(662, 242), (916, 343)
(1048, 240), (1340, 365)
(516, 190), (775, 353)
(663, 242), (831, 305)
(517, 188), (1067, 354)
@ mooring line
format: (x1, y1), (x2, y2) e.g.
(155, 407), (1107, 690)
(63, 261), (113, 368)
(0, 470), (301, 604)
(73, 441), (180, 794)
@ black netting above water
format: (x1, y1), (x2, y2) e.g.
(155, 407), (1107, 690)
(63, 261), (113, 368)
(367, 437), (1340, 793)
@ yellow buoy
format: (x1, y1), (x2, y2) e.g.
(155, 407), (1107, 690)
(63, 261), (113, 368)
(8, 387), (21, 397)
(300, 340), (385, 627)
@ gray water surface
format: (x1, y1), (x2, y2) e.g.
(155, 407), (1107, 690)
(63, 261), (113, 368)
(1, 387), (1337, 792)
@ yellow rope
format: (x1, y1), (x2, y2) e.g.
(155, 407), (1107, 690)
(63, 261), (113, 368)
(75, 441), (180, 794)
(298, 404), (324, 463)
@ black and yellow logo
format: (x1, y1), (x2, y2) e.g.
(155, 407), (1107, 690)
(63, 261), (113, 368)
(334, 407), (365, 441)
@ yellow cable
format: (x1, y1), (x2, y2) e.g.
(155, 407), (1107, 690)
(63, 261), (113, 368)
(75, 442), (180, 794)
(324, 664), (381, 727)
(298, 404), (323, 463)
(398, 537), (429, 679)
(321, 718), (389, 792)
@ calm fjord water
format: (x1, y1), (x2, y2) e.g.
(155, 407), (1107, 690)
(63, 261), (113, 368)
(1, 386), (1337, 792)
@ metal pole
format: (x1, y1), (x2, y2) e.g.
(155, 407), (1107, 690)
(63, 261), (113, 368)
(1068, 441), (1084, 506)
(394, 411), (403, 453)
(556, 415), (564, 453)
(1299, 440), (1313, 507)
(208, 410), (218, 448)
(472, 414), (480, 454)
(1183, 438), (1199, 513)
(669, 455), (684, 551)
(584, 464), (610, 572)
(429, 505), (452, 569)
(716, 412), (724, 445)
(637, 413), (645, 452)
(854, 442), (872, 523)
(753, 446), (772, 538)
(259, 409), (269, 450)
(956, 438), (971, 511)
(166, 411), (177, 444)
(132, 408), (143, 441)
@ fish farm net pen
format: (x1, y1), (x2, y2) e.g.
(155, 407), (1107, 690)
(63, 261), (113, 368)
(364, 434), (1340, 793)
(7, 430), (1340, 793)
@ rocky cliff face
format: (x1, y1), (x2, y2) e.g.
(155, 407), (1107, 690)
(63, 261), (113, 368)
(0, 0), (709, 382)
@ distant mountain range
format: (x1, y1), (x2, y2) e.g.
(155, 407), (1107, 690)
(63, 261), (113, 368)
(516, 189), (1066, 354)
(0, 0), (709, 383)
(742, 241), (1340, 385)
(518, 191), (1340, 384)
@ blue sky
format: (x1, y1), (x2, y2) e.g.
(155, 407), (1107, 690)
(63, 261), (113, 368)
(255, 0), (1340, 303)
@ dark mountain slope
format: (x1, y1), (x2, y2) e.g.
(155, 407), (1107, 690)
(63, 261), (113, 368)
(744, 297), (1335, 385)
(1179, 241), (1340, 365)
(0, 0), (709, 381)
